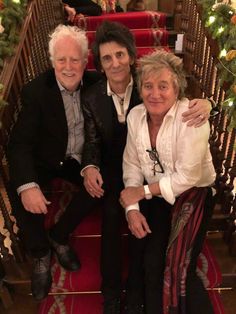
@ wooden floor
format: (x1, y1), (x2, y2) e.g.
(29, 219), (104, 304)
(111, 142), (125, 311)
(0, 233), (235, 314)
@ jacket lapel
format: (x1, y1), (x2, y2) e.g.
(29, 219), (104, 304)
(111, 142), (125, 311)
(45, 71), (68, 144)
(96, 80), (114, 137)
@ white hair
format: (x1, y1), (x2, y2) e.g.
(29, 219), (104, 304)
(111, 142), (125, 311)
(48, 24), (88, 64)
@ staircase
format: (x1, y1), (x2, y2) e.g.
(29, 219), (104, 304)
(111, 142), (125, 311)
(38, 180), (224, 313)
(73, 11), (175, 70)
(36, 11), (224, 314)
(0, 1), (235, 313)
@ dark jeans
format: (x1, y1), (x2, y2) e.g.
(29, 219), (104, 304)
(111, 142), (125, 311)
(126, 188), (214, 314)
(8, 158), (94, 258)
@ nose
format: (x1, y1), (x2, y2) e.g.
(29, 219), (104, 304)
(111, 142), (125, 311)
(150, 87), (160, 98)
(111, 56), (120, 68)
(65, 59), (72, 70)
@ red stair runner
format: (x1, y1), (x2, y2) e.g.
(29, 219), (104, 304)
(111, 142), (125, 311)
(86, 29), (169, 48)
(74, 11), (167, 31)
(86, 46), (158, 70)
(39, 179), (225, 313)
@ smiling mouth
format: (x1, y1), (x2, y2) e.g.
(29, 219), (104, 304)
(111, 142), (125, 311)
(111, 70), (124, 74)
(63, 73), (74, 77)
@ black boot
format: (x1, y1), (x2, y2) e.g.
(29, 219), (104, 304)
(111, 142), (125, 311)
(31, 251), (52, 301)
(48, 235), (81, 271)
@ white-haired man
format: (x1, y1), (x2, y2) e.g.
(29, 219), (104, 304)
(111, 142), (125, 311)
(8, 24), (99, 301)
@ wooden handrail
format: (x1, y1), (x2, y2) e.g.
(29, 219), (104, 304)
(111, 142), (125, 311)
(0, 0), (64, 273)
(170, 0), (236, 253)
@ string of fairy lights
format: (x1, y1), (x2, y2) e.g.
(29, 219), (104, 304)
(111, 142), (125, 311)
(198, 0), (236, 128)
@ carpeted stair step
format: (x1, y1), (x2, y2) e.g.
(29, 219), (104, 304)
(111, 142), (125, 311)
(208, 291), (226, 314)
(86, 29), (177, 48)
(39, 293), (103, 314)
(41, 178), (225, 313)
(73, 11), (167, 31)
(86, 46), (171, 70)
(39, 290), (225, 314)
(38, 235), (224, 314)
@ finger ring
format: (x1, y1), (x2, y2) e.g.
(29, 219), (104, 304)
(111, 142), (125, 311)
(199, 114), (204, 120)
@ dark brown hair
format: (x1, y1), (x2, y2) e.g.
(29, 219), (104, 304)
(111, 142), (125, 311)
(92, 20), (137, 76)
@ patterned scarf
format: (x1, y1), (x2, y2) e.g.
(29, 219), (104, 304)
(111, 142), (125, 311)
(163, 187), (208, 314)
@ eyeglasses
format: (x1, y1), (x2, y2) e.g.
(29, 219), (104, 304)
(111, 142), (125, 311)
(146, 148), (164, 175)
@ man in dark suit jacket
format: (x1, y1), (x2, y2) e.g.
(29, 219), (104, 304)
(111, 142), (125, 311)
(79, 21), (212, 314)
(8, 24), (99, 301)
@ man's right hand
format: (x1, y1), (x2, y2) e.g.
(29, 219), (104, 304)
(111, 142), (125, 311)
(127, 210), (151, 239)
(83, 167), (104, 198)
(21, 187), (51, 214)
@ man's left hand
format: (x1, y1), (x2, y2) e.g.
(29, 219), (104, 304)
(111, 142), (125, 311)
(182, 98), (211, 127)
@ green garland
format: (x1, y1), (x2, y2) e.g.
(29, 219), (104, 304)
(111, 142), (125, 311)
(198, 0), (236, 129)
(0, 0), (27, 66)
(0, 0), (27, 107)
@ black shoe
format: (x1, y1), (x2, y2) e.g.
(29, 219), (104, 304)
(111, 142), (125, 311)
(49, 236), (81, 271)
(31, 251), (52, 301)
(103, 298), (121, 314)
(125, 304), (145, 314)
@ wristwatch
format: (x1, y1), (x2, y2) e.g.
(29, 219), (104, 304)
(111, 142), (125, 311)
(144, 185), (152, 200)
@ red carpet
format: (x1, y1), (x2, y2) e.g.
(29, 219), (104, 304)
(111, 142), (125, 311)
(86, 29), (169, 48)
(39, 179), (225, 314)
(79, 11), (171, 70)
(74, 11), (167, 31)
(87, 47), (170, 70)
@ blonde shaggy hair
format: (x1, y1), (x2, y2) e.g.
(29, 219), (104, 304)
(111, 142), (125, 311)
(137, 49), (187, 99)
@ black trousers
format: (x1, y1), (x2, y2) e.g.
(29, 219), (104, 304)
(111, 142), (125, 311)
(54, 173), (124, 299)
(8, 158), (94, 258)
(9, 161), (124, 297)
(126, 189), (214, 314)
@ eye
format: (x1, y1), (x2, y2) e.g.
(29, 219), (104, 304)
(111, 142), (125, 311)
(57, 58), (65, 63)
(101, 55), (112, 63)
(72, 58), (80, 64)
(116, 51), (124, 58)
(159, 84), (168, 90)
(143, 83), (152, 90)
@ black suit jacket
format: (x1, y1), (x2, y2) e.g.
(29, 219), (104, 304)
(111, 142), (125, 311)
(81, 78), (141, 175)
(8, 69), (100, 189)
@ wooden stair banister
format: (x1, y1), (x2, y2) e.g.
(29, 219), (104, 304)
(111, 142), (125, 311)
(169, 0), (236, 253)
(0, 0), (64, 307)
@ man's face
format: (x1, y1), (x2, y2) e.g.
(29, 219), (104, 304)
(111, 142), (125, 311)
(99, 41), (133, 89)
(53, 36), (86, 92)
(141, 68), (178, 118)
